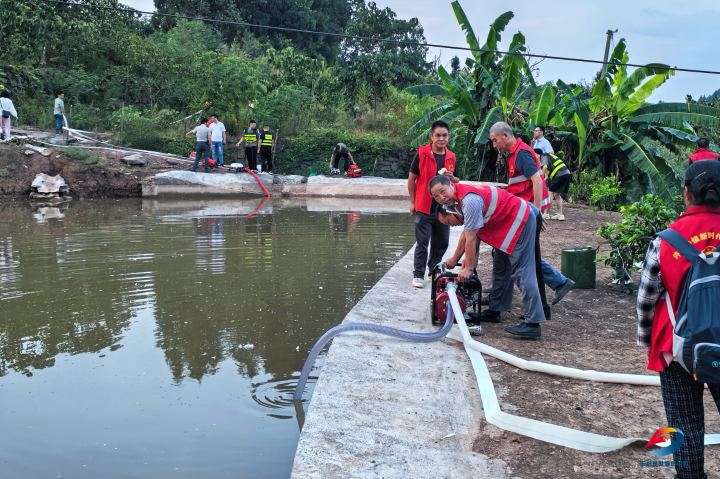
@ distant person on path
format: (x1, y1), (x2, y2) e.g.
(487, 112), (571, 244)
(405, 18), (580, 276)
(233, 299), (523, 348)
(186, 117), (211, 172)
(258, 125), (274, 173)
(0, 90), (18, 143)
(208, 114), (226, 166)
(535, 148), (570, 221)
(54, 93), (65, 134)
(236, 120), (260, 171)
(407, 120), (458, 288)
(689, 137), (718, 165)
(636, 159), (720, 479)
(530, 125), (553, 155)
(329, 143), (357, 175)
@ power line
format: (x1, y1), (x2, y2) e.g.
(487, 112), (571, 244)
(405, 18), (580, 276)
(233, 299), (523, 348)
(42, 0), (720, 76)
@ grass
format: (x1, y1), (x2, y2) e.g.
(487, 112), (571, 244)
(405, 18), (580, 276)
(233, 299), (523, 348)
(0, 168), (8, 177)
(82, 157), (100, 165)
(64, 147), (92, 161)
(71, 164), (87, 173)
(150, 164), (166, 169)
(96, 159), (108, 168)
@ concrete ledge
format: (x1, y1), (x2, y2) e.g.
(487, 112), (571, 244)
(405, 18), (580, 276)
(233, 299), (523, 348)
(291, 228), (506, 478)
(143, 172), (505, 198)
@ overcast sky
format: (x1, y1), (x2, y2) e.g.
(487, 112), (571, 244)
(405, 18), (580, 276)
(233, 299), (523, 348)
(121, 0), (719, 102)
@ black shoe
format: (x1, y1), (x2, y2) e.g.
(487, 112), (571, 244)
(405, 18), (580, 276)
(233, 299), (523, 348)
(204, 168), (210, 172)
(190, 168), (197, 172)
(504, 322), (541, 338)
(552, 279), (575, 305)
(480, 295), (490, 306)
(479, 309), (501, 323)
(482, 286), (492, 293)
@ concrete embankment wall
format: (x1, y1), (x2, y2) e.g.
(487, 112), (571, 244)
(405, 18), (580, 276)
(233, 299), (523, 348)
(291, 228), (505, 479)
(142, 172), (504, 199)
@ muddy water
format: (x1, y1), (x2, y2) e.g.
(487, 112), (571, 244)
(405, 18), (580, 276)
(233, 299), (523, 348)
(0, 198), (415, 478)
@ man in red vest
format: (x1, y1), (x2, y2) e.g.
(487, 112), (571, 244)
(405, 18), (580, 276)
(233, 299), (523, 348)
(488, 121), (553, 322)
(689, 137), (719, 165)
(430, 176), (545, 337)
(407, 120), (459, 288)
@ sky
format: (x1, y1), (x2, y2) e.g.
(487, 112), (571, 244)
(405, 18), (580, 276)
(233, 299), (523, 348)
(121, 0), (720, 103)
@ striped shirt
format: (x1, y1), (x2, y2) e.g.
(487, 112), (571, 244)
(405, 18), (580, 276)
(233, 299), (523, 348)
(447, 193), (486, 231)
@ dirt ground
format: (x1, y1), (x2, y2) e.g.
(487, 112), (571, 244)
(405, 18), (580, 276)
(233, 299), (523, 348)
(467, 205), (720, 479)
(0, 142), (221, 200)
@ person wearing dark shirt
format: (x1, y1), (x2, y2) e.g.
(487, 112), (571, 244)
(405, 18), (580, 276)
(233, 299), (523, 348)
(407, 120), (459, 288)
(535, 148), (571, 221)
(329, 143), (356, 174)
(258, 125), (274, 173)
(236, 120), (260, 171)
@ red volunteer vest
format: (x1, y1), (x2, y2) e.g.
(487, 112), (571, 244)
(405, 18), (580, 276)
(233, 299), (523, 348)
(647, 205), (720, 371)
(689, 148), (719, 163)
(414, 143), (456, 215)
(452, 183), (530, 254)
(507, 138), (551, 211)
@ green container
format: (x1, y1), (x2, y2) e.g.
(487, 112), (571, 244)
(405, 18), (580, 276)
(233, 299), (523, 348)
(561, 246), (596, 289)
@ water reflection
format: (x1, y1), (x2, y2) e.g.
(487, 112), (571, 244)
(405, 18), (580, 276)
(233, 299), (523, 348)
(0, 198), (414, 478)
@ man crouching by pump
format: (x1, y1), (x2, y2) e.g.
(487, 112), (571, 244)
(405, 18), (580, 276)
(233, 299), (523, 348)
(429, 175), (546, 338)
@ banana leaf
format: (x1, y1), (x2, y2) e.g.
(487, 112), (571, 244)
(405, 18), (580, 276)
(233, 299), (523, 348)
(404, 84), (450, 97)
(615, 64), (673, 101)
(451, 1), (481, 58)
(474, 106), (502, 144)
(620, 134), (677, 201)
(528, 85), (554, 127)
(617, 71), (674, 116)
(574, 112), (587, 167)
(406, 103), (453, 135)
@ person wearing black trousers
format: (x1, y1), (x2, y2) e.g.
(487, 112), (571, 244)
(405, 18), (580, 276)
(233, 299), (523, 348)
(236, 120), (260, 171)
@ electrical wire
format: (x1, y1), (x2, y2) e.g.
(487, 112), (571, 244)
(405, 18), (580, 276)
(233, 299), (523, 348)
(41, 0), (720, 75)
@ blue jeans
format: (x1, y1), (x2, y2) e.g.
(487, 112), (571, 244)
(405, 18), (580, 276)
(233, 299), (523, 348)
(542, 258), (567, 290)
(211, 141), (224, 165)
(55, 114), (63, 130)
(193, 142), (210, 170)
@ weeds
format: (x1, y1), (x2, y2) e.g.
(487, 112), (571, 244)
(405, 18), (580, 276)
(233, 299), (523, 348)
(150, 164), (165, 169)
(0, 168), (8, 177)
(64, 147), (92, 161)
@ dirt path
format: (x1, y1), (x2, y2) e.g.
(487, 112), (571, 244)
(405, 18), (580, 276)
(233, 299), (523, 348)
(469, 205), (720, 479)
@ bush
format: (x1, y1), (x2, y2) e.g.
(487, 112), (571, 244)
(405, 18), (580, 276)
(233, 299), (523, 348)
(596, 195), (679, 287)
(82, 156), (100, 165)
(569, 169), (602, 204)
(64, 146), (92, 161)
(589, 176), (624, 211)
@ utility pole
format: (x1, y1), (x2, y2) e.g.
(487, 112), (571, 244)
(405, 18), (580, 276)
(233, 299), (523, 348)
(600, 29), (618, 79)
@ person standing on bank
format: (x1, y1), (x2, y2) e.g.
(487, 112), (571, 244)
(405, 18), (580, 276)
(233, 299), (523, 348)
(54, 93), (65, 134)
(530, 125), (554, 155)
(636, 159), (720, 479)
(689, 137), (719, 165)
(258, 125), (274, 173)
(488, 121), (552, 321)
(236, 120), (260, 171)
(186, 117), (211, 172)
(431, 177), (545, 337)
(0, 90), (18, 143)
(407, 120), (458, 288)
(329, 143), (357, 175)
(535, 148), (571, 221)
(208, 114), (226, 166)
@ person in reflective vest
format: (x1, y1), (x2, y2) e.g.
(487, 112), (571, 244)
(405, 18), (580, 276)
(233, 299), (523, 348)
(430, 177), (545, 338)
(535, 148), (571, 221)
(258, 125), (274, 173)
(689, 137), (719, 165)
(490, 121), (552, 322)
(236, 120), (260, 171)
(407, 120), (458, 288)
(636, 159), (720, 479)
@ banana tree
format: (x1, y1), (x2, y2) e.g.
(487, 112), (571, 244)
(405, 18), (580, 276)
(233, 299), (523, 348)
(403, 2), (535, 181)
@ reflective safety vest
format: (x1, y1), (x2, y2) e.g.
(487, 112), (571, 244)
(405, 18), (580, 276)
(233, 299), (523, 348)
(414, 143), (456, 215)
(243, 128), (259, 144)
(507, 138), (551, 210)
(689, 148), (719, 163)
(451, 183), (531, 255)
(261, 133), (273, 147)
(547, 153), (568, 180)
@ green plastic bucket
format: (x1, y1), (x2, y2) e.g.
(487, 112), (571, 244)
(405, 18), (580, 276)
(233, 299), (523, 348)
(560, 246), (596, 289)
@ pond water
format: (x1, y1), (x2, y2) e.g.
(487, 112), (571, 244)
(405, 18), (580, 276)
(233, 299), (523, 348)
(0, 198), (415, 479)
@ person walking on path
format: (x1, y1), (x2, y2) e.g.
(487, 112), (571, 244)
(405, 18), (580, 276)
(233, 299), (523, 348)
(530, 125), (554, 155)
(407, 120), (459, 288)
(208, 114), (226, 166)
(535, 148), (571, 221)
(258, 125), (274, 173)
(636, 159), (720, 479)
(689, 137), (718, 165)
(432, 178), (545, 338)
(54, 93), (65, 134)
(328, 143), (357, 175)
(0, 90), (18, 143)
(487, 121), (552, 321)
(186, 117), (211, 172)
(236, 120), (260, 171)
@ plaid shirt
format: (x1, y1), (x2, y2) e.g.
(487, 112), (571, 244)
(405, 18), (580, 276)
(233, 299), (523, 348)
(636, 237), (664, 347)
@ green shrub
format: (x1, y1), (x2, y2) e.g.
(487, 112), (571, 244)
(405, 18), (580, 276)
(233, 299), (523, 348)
(82, 156), (100, 165)
(96, 159), (107, 168)
(596, 195), (679, 287)
(590, 176), (624, 211)
(150, 164), (166, 169)
(64, 147), (92, 161)
(569, 169), (602, 204)
(71, 164), (87, 173)
(0, 168), (9, 177)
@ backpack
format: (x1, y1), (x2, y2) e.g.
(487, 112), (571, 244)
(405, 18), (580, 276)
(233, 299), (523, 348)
(347, 164), (362, 178)
(657, 228), (720, 382)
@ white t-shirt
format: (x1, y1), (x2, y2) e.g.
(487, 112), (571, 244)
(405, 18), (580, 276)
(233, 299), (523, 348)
(208, 122), (225, 142)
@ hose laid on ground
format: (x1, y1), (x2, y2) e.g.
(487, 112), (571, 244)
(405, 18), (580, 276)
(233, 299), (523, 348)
(292, 304), (457, 400)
